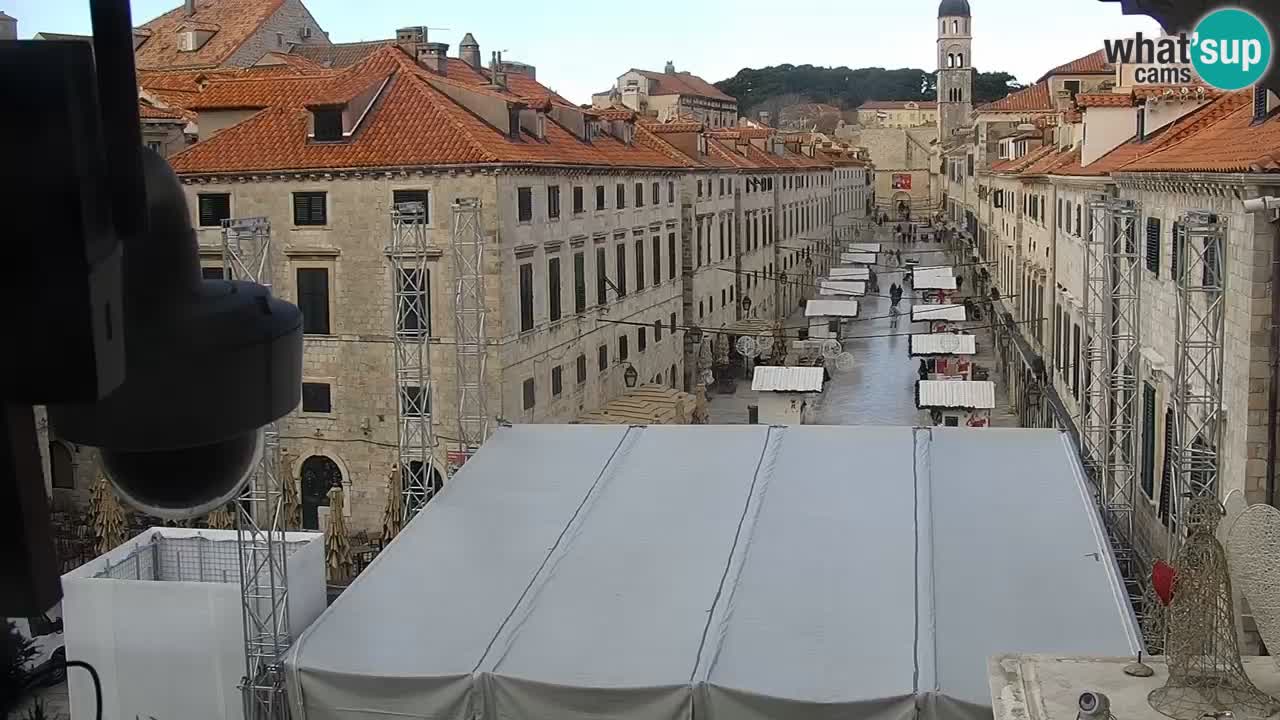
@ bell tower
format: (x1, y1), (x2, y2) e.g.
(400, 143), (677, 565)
(937, 0), (974, 143)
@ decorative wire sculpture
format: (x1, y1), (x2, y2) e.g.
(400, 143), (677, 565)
(1226, 504), (1280, 672)
(736, 335), (760, 359)
(755, 334), (775, 357)
(1219, 489), (1250, 650)
(833, 352), (856, 373)
(1140, 575), (1169, 656)
(1147, 496), (1280, 720)
(821, 339), (843, 360)
(702, 369), (715, 387)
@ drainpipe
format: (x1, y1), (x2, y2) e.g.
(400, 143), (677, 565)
(1244, 195), (1280, 506)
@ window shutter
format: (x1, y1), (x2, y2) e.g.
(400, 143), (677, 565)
(1170, 222), (1183, 281)
(1145, 218), (1161, 273)
(1141, 383), (1156, 497)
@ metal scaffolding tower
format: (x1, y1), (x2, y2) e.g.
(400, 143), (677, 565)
(451, 199), (490, 464)
(1083, 197), (1145, 602)
(221, 217), (291, 720)
(1173, 211), (1228, 514)
(389, 202), (447, 522)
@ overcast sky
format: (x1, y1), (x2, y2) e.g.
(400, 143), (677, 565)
(10, 0), (1160, 104)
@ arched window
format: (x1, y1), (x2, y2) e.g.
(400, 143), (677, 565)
(300, 455), (343, 530)
(946, 54), (954, 68)
(952, 20), (958, 33)
(957, 53), (964, 67)
(50, 442), (75, 489)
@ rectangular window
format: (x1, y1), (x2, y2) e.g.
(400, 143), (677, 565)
(198, 193), (231, 227)
(1071, 323), (1081, 398)
(1075, 205), (1082, 235)
(292, 191), (327, 226)
(577, 355), (587, 384)
(696, 223), (704, 266)
(547, 185), (561, 219)
(596, 247), (608, 304)
(1145, 217), (1161, 273)
(301, 382), (332, 413)
(670, 312), (676, 332)
(547, 256), (562, 322)
(638, 326), (647, 353)
(519, 262), (534, 332)
(552, 366), (563, 396)
(522, 378), (535, 410)
(719, 221), (725, 259)
(598, 344), (608, 372)
(313, 108), (342, 140)
(651, 181), (659, 205)
(296, 267), (330, 334)
(396, 268), (430, 336)
(1171, 222), (1184, 280)
(667, 181), (675, 203)
(651, 236), (661, 287)
(668, 233), (676, 280)
(635, 182), (645, 207)
(596, 185), (606, 210)
(616, 184), (626, 209)
(654, 319), (663, 342)
(635, 240), (645, 289)
(201, 266), (225, 280)
(572, 186), (584, 214)
(392, 189), (429, 224)
(1141, 382), (1157, 498)
(615, 244), (627, 297)
(573, 252), (586, 314)
(517, 187), (533, 222)
(619, 334), (629, 361)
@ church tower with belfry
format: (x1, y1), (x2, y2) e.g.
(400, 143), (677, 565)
(937, 0), (974, 143)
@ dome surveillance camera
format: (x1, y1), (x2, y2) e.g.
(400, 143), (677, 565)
(1077, 691), (1110, 719)
(49, 149), (302, 520)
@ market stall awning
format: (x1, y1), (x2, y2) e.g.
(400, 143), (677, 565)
(841, 252), (877, 264)
(819, 280), (866, 296)
(575, 385), (696, 425)
(911, 333), (977, 356)
(805, 299), (861, 318)
(829, 267), (870, 280)
(846, 242), (882, 253)
(912, 304), (967, 322)
(286, 425), (1140, 720)
(751, 366), (825, 392)
(917, 380), (996, 409)
(718, 319), (780, 337)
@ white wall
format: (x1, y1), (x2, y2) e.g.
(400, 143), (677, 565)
(755, 393), (813, 425)
(62, 528), (325, 720)
(1082, 107), (1136, 166)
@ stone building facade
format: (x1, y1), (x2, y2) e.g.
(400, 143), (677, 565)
(592, 64), (738, 129)
(853, 101), (938, 129)
(132, 0), (331, 72)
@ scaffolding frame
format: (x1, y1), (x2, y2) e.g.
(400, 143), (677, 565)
(221, 217), (291, 720)
(1173, 211), (1228, 520)
(389, 202), (447, 521)
(1083, 197), (1146, 609)
(451, 199), (490, 465)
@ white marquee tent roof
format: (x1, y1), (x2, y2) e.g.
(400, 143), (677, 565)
(286, 425), (1140, 720)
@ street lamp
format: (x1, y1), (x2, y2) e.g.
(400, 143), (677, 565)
(741, 296), (753, 314)
(623, 363), (638, 388)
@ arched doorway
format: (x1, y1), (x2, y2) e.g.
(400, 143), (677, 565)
(407, 460), (444, 502)
(300, 455), (344, 530)
(50, 442), (75, 490)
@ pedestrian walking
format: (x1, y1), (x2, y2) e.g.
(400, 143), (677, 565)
(918, 359), (930, 382)
(956, 275), (964, 293)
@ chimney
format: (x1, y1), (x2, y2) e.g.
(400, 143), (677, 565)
(422, 42), (449, 75)
(459, 32), (480, 69)
(490, 51), (507, 90)
(184, 0), (196, 16)
(759, 111), (771, 127)
(0, 11), (15, 41)
(664, 60), (675, 75)
(396, 26), (425, 60)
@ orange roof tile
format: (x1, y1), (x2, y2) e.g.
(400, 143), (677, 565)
(1131, 85), (1223, 101)
(1038, 49), (1112, 82)
(1117, 91), (1278, 173)
(168, 47), (698, 175)
(292, 41), (392, 69)
(642, 120), (704, 133)
(632, 69), (735, 102)
(138, 100), (188, 121)
(1076, 92), (1133, 108)
(134, 0), (294, 71)
(978, 81), (1053, 113)
(990, 143), (1055, 174)
(1019, 145), (1079, 177)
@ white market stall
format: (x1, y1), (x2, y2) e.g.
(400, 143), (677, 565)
(841, 251), (877, 265)
(911, 333), (978, 380)
(63, 527), (326, 720)
(846, 242), (882, 253)
(749, 366), (826, 424)
(819, 279), (866, 297)
(284, 425), (1140, 720)
(829, 266), (870, 280)
(917, 379), (997, 427)
(805, 299), (860, 340)
(912, 303), (967, 332)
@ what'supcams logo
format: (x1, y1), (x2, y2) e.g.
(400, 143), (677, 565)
(1103, 7), (1273, 91)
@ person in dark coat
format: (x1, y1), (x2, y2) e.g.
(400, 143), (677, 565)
(918, 359), (930, 382)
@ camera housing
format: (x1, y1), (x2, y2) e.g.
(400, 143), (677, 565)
(1077, 691), (1110, 718)
(48, 148), (302, 519)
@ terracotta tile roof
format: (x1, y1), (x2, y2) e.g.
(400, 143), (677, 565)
(1019, 145), (1080, 177)
(978, 81), (1053, 113)
(1038, 49), (1112, 82)
(990, 143), (1055, 173)
(1076, 92), (1133, 108)
(1131, 85), (1223, 101)
(642, 120), (704, 133)
(1117, 91), (1279, 173)
(253, 51), (328, 74)
(857, 100), (938, 110)
(168, 47), (698, 175)
(292, 41), (392, 69)
(633, 69), (735, 102)
(133, 0), (294, 71)
(1063, 110), (1083, 123)
(138, 100), (188, 121)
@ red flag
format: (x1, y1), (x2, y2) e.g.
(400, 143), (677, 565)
(1152, 560), (1177, 606)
